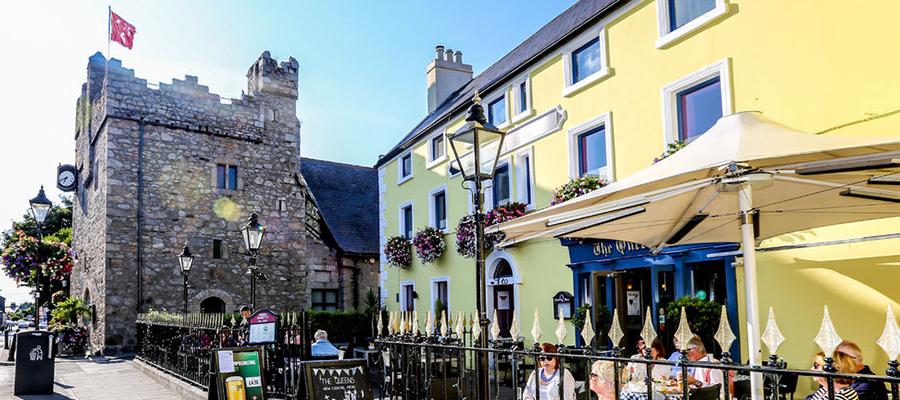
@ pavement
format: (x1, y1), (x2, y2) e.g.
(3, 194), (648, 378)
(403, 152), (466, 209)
(0, 332), (185, 400)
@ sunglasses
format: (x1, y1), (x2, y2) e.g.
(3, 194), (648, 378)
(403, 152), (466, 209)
(539, 356), (554, 361)
(813, 363), (822, 369)
(590, 373), (599, 379)
(685, 347), (699, 352)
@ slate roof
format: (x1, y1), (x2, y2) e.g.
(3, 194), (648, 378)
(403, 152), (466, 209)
(375, 0), (625, 169)
(301, 158), (379, 255)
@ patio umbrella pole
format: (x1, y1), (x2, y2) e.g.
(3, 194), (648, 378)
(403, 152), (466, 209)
(739, 181), (765, 400)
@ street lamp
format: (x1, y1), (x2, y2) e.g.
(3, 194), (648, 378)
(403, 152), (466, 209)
(29, 186), (53, 323)
(241, 213), (265, 310)
(178, 244), (194, 314)
(447, 93), (506, 399)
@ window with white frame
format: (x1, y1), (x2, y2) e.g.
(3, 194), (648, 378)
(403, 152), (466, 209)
(427, 132), (446, 167)
(515, 148), (535, 210)
(400, 281), (416, 311)
(490, 163), (511, 209)
(562, 28), (609, 97)
(567, 112), (614, 181)
(511, 77), (533, 123)
(431, 277), (449, 316)
(428, 185), (448, 232)
(397, 151), (413, 184)
(399, 200), (414, 240)
(655, 0), (728, 49)
(661, 58), (732, 145)
(487, 95), (508, 127)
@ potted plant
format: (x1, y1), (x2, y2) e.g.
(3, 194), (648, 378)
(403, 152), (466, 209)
(455, 202), (528, 258)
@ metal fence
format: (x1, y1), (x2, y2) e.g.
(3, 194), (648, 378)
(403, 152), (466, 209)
(373, 332), (900, 400)
(135, 312), (311, 399)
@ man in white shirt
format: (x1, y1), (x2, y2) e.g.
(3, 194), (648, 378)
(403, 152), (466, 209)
(680, 335), (724, 398)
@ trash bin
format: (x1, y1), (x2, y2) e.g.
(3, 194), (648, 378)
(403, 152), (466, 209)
(14, 330), (56, 395)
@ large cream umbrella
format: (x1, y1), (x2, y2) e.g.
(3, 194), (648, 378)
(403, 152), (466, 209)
(491, 111), (900, 400)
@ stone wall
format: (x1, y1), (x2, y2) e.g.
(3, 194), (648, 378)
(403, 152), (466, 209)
(70, 51), (377, 355)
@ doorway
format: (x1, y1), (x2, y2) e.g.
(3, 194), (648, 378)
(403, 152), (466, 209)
(200, 296), (226, 313)
(493, 260), (515, 338)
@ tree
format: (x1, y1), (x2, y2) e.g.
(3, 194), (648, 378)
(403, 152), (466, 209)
(1, 195), (72, 250)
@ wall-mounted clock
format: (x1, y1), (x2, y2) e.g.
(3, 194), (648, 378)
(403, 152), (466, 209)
(57, 164), (77, 192)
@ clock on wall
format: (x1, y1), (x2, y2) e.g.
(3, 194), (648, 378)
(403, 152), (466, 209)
(57, 164), (77, 192)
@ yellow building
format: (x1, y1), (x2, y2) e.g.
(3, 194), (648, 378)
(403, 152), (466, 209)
(375, 0), (900, 385)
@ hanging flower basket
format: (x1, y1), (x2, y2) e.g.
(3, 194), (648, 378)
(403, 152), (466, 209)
(654, 140), (686, 163)
(1, 231), (74, 285)
(384, 236), (412, 268)
(456, 202), (528, 258)
(550, 176), (608, 206)
(413, 226), (446, 265)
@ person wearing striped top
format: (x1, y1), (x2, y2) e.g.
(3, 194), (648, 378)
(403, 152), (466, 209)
(806, 351), (860, 400)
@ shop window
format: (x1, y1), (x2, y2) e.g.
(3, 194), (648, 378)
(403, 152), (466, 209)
(312, 289), (339, 311)
(691, 261), (726, 304)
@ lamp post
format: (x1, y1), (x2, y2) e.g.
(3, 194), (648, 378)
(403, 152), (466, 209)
(178, 244), (194, 314)
(447, 93), (506, 399)
(241, 213), (265, 310)
(29, 186), (53, 323)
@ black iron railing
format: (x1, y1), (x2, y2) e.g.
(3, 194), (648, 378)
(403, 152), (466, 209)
(374, 333), (900, 400)
(135, 312), (311, 399)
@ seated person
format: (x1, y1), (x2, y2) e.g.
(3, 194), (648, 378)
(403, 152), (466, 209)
(524, 343), (576, 400)
(836, 341), (887, 400)
(630, 338), (671, 382)
(590, 360), (617, 400)
(310, 329), (340, 358)
(678, 335), (724, 396)
(669, 336), (695, 379)
(806, 351), (859, 400)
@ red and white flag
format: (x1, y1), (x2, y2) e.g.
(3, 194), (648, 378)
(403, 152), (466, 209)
(110, 10), (136, 49)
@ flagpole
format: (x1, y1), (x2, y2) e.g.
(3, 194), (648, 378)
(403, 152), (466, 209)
(106, 6), (111, 88)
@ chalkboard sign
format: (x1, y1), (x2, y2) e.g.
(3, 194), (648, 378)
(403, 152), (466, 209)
(303, 359), (373, 400)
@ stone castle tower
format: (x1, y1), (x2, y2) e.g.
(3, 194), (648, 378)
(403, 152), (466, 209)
(70, 51), (375, 354)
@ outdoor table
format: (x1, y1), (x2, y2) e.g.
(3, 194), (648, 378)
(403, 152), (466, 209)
(620, 387), (683, 400)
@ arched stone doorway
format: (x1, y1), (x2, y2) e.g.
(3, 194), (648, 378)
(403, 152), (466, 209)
(200, 297), (226, 313)
(191, 289), (234, 313)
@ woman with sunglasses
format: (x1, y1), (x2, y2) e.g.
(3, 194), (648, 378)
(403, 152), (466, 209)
(805, 352), (859, 400)
(524, 343), (576, 400)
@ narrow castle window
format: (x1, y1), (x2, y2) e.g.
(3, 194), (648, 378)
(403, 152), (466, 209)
(212, 239), (223, 259)
(216, 164), (238, 189)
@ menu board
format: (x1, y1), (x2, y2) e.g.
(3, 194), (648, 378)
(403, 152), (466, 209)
(211, 347), (266, 400)
(248, 310), (278, 345)
(303, 359), (372, 400)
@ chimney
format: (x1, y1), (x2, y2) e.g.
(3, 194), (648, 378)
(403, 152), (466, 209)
(427, 45), (473, 113)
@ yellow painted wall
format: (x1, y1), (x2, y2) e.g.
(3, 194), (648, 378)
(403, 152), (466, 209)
(380, 0), (900, 367)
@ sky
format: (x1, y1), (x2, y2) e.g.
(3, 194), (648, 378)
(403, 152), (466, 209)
(0, 1), (579, 304)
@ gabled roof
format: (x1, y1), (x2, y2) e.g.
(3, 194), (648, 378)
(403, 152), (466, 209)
(301, 158), (379, 255)
(375, 0), (624, 169)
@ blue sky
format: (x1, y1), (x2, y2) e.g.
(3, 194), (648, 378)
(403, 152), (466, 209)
(0, 1), (578, 304)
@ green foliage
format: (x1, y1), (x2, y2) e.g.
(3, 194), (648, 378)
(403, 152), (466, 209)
(9, 311), (23, 321)
(1, 196), (72, 250)
(50, 296), (91, 325)
(307, 310), (370, 344)
(434, 298), (446, 317)
(664, 296), (722, 350)
(572, 303), (612, 338)
(45, 227), (72, 246)
(654, 140), (686, 163)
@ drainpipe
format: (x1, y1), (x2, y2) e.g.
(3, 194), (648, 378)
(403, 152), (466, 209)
(136, 118), (145, 313)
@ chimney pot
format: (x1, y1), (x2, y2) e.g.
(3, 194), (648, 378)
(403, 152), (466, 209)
(445, 49), (454, 62)
(454, 51), (463, 64)
(435, 46), (445, 60)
